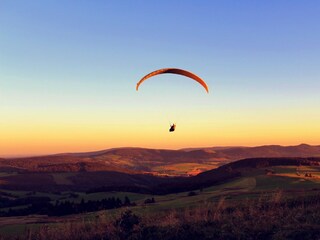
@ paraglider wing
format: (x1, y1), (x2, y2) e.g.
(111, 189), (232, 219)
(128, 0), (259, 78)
(136, 68), (209, 93)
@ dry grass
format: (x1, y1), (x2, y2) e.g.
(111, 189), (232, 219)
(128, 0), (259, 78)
(1, 191), (319, 240)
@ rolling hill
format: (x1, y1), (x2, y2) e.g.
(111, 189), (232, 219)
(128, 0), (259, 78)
(0, 156), (319, 194)
(1, 144), (320, 176)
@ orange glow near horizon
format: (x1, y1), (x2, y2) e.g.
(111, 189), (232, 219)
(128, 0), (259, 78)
(1, 105), (320, 157)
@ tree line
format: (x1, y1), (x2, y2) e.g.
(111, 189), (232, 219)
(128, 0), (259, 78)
(0, 196), (135, 217)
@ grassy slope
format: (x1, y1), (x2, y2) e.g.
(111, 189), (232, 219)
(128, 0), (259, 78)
(1, 164), (320, 237)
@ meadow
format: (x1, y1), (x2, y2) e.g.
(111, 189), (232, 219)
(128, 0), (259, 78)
(0, 164), (319, 239)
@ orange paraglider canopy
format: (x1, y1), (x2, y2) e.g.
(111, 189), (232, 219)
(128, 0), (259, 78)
(136, 68), (209, 93)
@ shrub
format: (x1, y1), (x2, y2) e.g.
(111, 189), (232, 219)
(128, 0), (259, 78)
(114, 210), (140, 239)
(188, 191), (197, 196)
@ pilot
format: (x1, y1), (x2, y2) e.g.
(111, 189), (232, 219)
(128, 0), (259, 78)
(169, 124), (176, 132)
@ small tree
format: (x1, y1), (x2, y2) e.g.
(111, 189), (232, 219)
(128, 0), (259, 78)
(124, 196), (131, 206)
(115, 210), (140, 239)
(188, 191), (197, 196)
(144, 198), (156, 204)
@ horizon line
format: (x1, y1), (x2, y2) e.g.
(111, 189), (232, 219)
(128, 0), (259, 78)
(0, 143), (318, 159)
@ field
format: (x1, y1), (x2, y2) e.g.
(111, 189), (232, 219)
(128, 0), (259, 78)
(152, 162), (220, 176)
(1, 164), (320, 238)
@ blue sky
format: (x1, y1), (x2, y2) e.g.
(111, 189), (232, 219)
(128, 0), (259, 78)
(1, 1), (320, 155)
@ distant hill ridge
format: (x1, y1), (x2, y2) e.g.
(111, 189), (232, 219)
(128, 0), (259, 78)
(1, 144), (320, 174)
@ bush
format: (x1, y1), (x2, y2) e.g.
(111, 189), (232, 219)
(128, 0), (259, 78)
(144, 197), (155, 204)
(114, 210), (140, 239)
(188, 191), (197, 196)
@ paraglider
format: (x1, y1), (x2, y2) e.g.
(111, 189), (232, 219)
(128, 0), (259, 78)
(136, 68), (209, 132)
(136, 68), (209, 93)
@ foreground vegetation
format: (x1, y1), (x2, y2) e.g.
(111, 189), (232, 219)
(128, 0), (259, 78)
(1, 162), (320, 239)
(1, 192), (319, 240)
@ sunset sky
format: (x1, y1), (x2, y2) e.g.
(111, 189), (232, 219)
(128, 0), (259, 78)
(1, 1), (320, 156)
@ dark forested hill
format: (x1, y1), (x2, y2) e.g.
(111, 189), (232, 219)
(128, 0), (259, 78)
(0, 156), (319, 194)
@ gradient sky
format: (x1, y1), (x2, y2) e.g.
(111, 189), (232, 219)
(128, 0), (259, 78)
(1, 1), (320, 156)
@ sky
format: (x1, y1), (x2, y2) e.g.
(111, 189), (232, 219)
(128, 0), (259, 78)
(1, 1), (320, 156)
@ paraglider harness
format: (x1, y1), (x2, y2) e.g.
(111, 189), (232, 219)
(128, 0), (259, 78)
(169, 123), (176, 132)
